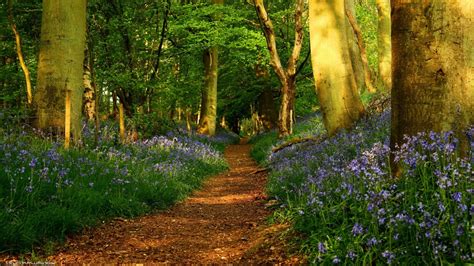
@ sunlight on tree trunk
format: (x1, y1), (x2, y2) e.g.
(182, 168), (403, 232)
(197, 47), (218, 136)
(345, 0), (365, 92)
(8, 0), (32, 105)
(309, 0), (365, 136)
(197, 0), (223, 136)
(64, 90), (71, 149)
(35, 0), (87, 142)
(254, 0), (304, 138)
(83, 44), (95, 121)
(391, 0), (474, 163)
(376, 0), (391, 91)
(119, 102), (125, 143)
(345, 5), (376, 93)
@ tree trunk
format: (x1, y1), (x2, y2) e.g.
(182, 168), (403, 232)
(197, 47), (218, 135)
(197, 0), (223, 136)
(8, 0), (32, 105)
(254, 0), (304, 137)
(83, 42), (95, 121)
(376, 0), (391, 91)
(35, 0), (87, 142)
(345, 6), (376, 93)
(345, 0), (365, 92)
(391, 1), (474, 155)
(309, 0), (365, 136)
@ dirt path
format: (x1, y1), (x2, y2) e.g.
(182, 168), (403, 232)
(45, 142), (277, 264)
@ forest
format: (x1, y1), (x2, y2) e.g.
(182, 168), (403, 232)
(0, 0), (472, 264)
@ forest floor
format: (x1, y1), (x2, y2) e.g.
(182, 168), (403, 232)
(4, 140), (303, 264)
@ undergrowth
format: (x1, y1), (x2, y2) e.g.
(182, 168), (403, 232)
(0, 123), (237, 253)
(250, 110), (473, 264)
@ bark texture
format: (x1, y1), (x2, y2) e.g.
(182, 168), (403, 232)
(345, 6), (376, 93)
(309, 0), (365, 136)
(197, 0), (223, 136)
(345, 0), (365, 91)
(254, 0), (304, 137)
(376, 0), (391, 90)
(391, 1), (474, 153)
(35, 0), (87, 140)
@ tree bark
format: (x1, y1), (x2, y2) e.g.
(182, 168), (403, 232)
(197, 47), (218, 135)
(376, 0), (391, 91)
(254, 0), (304, 137)
(391, 1), (474, 156)
(345, 6), (376, 93)
(35, 0), (87, 142)
(83, 40), (96, 121)
(345, 0), (365, 92)
(197, 0), (223, 136)
(309, 0), (365, 136)
(8, 0), (32, 105)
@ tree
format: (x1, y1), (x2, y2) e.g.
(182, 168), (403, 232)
(308, 0), (365, 136)
(7, 0), (32, 105)
(345, 0), (376, 93)
(376, 0), (391, 90)
(391, 1), (474, 155)
(254, 0), (304, 137)
(34, 0), (87, 141)
(197, 0), (223, 136)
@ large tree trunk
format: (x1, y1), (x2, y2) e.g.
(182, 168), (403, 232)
(254, 0), (304, 137)
(197, 0), (223, 136)
(376, 0), (391, 91)
(391, 1), (474, 154)
(34, 0), (87, 141)
(309, 0), (365, 136)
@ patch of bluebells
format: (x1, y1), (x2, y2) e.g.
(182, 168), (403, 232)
(0, 127), (229, 252)
(265, 110), (473, 264)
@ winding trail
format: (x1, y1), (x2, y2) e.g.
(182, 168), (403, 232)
(48, 141), (274, 264)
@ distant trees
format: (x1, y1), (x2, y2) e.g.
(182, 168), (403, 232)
(391, 1), (474, 155)
(308, 0), (365, 136)
(254, 0), (304, 137)
(34, 0), (87, 140)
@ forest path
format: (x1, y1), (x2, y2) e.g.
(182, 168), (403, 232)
(47, 140), (288, 264)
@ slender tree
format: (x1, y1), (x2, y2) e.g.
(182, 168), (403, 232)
(376, 0), (391, 90)
(34, 0), (87, 141)
(308, 0), (365, 136)
(197, 0), (224, 136)
(254, 0), (304, 137)
(7, 0), (32, 105)
(345, 0), (365, 92)
(391, 1), (474, 156)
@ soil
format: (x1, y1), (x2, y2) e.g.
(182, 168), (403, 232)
(1, 141), (304, 264)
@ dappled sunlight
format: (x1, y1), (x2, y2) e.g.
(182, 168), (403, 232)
(45, 144), (271, 264)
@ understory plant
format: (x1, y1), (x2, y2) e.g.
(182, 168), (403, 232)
(0, 127), (233, 253)
(262, 110), (473, 264)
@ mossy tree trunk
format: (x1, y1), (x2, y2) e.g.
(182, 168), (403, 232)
(376, 0), (391, 91)
(391, 1), (474, 155)
(34, 0), (87, 142)
(197, 0), (223, 136)
(309, 0), (365, 136)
